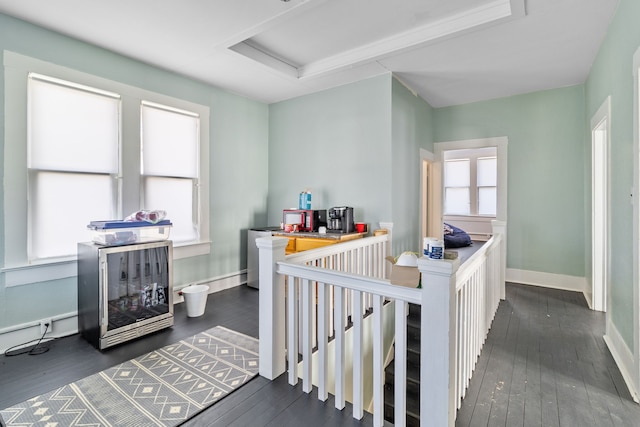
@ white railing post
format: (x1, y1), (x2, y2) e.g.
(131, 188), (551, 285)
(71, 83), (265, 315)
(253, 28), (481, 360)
(491, 220), (507, 300)
(418, 256), (460, 427)
(256, 236), (288, 380)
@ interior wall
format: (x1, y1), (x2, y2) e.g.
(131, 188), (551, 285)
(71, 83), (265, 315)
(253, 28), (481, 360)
(267, 75), (394, 240)
(0, 13), (269, 332)
(391, 77), (435, 254)
(433, 85), (587, 278)
(585, 0), (640, 355)
(267, 75), (435, 256)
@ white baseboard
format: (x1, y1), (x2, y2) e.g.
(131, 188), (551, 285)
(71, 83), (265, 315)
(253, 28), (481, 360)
(604, 318), (639, 403)
(173, 271), (246, 304)
(506, 268), (588, 295)
(0, 271), (246, 353)
(0, 311), (78, 354)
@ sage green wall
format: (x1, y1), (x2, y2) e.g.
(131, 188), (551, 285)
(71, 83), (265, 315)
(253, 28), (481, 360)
(585, 0), (640, 350)
(268, 75), (393, 236)
(0, 14), (269, 330)
(391, 78), (435, 253)
(268, 75), (434, 255)
(434, 85), (586, 277)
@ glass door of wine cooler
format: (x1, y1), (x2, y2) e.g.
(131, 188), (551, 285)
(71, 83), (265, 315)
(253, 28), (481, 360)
(105, 243), (171, 331)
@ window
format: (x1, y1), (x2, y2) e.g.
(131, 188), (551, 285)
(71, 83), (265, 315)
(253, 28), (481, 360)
(3, 51), (210, 283)
(443, 147), (497, 217)
(28, 74), (121, 260)
(141, 102), (200, 243)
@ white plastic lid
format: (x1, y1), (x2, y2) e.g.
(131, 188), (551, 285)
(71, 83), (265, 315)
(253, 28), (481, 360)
(396, 252), (418, 267)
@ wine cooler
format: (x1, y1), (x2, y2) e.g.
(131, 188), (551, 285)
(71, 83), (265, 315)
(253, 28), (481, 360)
(77, 240), (173, 350)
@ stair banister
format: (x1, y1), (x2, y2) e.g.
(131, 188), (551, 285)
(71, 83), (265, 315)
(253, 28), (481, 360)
(418, 256), (461, 427)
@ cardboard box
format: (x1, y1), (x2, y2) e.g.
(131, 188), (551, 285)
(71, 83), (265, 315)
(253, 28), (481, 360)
(386, 254), (421, 288)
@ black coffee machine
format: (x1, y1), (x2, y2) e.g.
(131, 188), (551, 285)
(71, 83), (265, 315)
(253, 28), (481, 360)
(327, 206), (354, 233)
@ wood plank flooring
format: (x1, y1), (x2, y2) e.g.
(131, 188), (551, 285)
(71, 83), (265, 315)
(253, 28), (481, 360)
(455, 283), (640, 427)
(0, 285), (371, 426)
(1, 282), (639, 426)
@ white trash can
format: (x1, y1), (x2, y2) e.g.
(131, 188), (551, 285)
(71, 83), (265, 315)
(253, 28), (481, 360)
(181, 284), (210, 317)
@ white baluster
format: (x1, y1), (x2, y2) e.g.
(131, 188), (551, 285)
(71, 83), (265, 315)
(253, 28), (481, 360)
(288, 275), (299, 385)
(317, 282), (329, 401)
(352, 289), (364, 420)
(394, 299), (407, 427)
(334, 286), (345, 410)
(372, 294), (384, 427)
(302, 278), (313, 393)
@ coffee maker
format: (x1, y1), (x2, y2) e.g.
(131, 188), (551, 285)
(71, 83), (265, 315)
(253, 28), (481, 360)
(327, 206), (354, 233)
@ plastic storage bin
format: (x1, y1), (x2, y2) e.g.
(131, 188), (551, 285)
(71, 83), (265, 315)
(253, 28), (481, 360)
(88, 220), (172, 246)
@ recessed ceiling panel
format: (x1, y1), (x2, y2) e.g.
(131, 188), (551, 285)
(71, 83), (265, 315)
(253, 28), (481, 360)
(247, 0), (494, 66)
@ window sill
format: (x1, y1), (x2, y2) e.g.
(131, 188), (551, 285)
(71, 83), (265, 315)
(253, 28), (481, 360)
(173, 240), (211, 259)
(2, 240), (211, 287)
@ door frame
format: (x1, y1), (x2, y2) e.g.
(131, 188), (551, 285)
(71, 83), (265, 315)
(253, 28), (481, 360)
(420, 148), (440, 242)
(591, 96), (611, 313)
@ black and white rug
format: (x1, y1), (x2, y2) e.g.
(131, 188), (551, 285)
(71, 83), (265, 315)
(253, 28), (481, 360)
(0, 326), (259, 426)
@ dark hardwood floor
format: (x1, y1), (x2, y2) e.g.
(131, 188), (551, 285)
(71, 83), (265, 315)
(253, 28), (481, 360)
(455, 283), (640, 427)
(2, 283), (639, 426)
(0, 285), (372, 426)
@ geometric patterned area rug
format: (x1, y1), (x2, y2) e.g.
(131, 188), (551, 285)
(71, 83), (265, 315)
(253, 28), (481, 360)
(0, 326), (259, 426)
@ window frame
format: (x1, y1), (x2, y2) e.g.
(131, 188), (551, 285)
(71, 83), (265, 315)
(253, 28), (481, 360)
(3, 51), (210, 287)
(27, 73), (122, 261)
(443, 148), (498, 217)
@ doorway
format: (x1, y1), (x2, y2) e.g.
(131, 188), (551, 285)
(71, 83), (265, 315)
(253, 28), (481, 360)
(591, 97), (611, 312)
(420, 148), (440, 242)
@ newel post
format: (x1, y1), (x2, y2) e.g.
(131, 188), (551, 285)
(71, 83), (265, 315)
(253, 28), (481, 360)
(491, 220), (507, 300)
(417, 256), (460, 427)
(256, 236), (288, 380)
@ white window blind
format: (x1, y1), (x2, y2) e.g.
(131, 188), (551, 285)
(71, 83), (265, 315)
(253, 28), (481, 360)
(28, 73), (120, 173)
(27, 73), (120, 260)
(444, 159), (470, 215)
(141, 102), (199, 177)
(141, 102), (200, 243)
(477, 157), (497, 216)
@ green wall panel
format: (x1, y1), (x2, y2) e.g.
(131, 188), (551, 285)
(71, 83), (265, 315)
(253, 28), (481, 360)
(268, 75), (393, 234)
(585, 0), (640, 350)
(434, 86), (586, 277)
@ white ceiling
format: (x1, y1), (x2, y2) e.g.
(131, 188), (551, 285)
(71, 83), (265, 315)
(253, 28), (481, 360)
(0, 0), (619, 107)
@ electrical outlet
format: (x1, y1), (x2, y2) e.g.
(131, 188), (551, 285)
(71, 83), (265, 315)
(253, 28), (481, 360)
(40, 318), (52, 335)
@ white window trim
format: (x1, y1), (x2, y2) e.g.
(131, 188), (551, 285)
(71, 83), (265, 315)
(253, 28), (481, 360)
(3, 51), (210, 286)
(443, 148), (498, 217)
(435, 137), (508, 223)
(632, 45), (640, 401)
(590, 96), (610, 313)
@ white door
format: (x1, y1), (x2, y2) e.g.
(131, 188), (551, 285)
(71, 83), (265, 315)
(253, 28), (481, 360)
(591, 97), (610, 312)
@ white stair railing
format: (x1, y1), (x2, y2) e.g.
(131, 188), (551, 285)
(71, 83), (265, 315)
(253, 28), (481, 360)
(257, 220), (507, 427)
